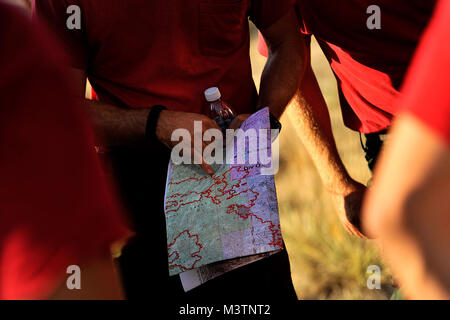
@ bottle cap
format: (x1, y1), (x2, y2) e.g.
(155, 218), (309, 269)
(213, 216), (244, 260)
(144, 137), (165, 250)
(204, 87), (221, 102)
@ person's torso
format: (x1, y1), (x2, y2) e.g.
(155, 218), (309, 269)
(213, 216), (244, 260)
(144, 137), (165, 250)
(296, 0), (437, 133)
(82, 0), (258, 115)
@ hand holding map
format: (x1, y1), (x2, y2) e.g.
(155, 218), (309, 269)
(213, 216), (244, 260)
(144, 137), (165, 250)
(163, 107), (283, 289)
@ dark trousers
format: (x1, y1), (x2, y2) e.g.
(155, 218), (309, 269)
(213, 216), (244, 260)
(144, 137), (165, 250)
(103, 144), (297, 300)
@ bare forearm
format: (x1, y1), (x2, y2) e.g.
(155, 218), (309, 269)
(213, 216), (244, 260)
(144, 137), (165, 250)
(258, 43), (304, 119)
(83, 99), (150, 147)
(291, 64), (367, 237)
(257, 9), (304, 119)
(290, 64), (354, 192)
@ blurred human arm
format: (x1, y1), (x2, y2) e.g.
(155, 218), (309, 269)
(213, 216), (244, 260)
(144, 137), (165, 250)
(0, 3), (129, 299)
(362, 0), (450, 299)
(362, 115), (450, 299)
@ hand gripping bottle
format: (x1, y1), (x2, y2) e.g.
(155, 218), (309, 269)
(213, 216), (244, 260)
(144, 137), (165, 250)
(204, 87), (235, 132)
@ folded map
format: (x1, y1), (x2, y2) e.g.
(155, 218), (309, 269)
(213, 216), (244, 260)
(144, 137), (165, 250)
(163, 107), (283, 281)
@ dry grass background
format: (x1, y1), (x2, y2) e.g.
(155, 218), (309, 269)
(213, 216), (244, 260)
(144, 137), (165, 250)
(249, 24), (395, 299)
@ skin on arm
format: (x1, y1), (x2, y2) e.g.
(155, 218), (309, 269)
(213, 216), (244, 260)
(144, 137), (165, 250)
(234, 11), (366, 236)
(257, 8), (305, 119)
(70, 69), (151, 148)
(230, 8), (305, 130)
(362, 114), (450, 299)
(71, 69), (220, 175)
(287, 38), (367, 237)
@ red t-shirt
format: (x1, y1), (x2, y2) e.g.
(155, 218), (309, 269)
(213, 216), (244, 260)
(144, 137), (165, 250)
(259, 0), (436, 133)
(398, 0), (450, 147)
(0, 4), (127, 299)
(34, 0), (293, 115)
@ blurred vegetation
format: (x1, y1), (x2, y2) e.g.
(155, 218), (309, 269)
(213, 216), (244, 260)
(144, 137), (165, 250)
(250, 24), (395, 299)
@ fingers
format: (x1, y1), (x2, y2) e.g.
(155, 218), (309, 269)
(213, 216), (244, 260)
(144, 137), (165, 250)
(228, 118), (243, 131)
(202, 116), (221, 131)
(192, 147), (214, 176)
(347, 223), (368, 239)
(342, 219), (368, 239)
(197, 116), (222, 176)
(164, 112), (222, 175)
(201, 159), (215, 176)
(228, 114), (251, 130)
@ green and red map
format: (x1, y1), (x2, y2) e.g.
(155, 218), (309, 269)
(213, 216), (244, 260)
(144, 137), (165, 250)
(164, 108), (283, 281)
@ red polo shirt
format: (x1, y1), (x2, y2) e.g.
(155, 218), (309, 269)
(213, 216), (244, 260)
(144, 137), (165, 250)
(259, 0), (436, 133)
(398, 0), (450, 147)
(34, 0), (294, 115)
(0, 3), (127, 299)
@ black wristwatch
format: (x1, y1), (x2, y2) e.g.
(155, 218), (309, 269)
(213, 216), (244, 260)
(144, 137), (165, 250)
(145, 105), (167, 145)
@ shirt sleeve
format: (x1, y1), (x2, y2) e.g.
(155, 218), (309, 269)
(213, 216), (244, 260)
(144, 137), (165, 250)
(249, 0), (295, 31)
(398, 0), (450, 146)
(0, 5), (127, 300)
(32, 0), (88, 69)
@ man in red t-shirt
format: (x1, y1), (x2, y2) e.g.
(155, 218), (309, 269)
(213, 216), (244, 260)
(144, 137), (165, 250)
(0, 1), (127, 299)
(34, 0), (304, 299)
(258, 0), (436, 237)
(363, 0), (450, 299)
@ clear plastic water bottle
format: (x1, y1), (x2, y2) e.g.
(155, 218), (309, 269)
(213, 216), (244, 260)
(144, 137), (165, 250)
(204, 87), (235, 132)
